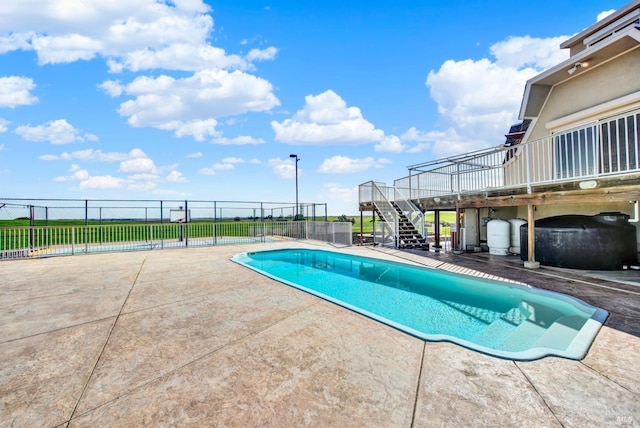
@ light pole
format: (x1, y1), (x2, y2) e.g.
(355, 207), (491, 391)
(289, 154), (299, 219)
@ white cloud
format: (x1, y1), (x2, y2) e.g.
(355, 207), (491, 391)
(221, 157), (244, 164)
(78, 175), (126, 190)
(0, 1), (217, 68)
(31, 34), (103, 64)
(14, 119), (94, 144)
(186, 152), (202, 158)
(125, 179), (158, 192)
(374, 135), (405, 153)
(245, 46), (278, 62)
(597, 9), (616, 21)
(159, 119), (220, 141)
(0, 1), (277, 74)
(0, 144), (4, 151)
(401, 128), (445, 153)
(50, 147), (178, 192)
(317, 156), (390, 174)
(53, 164), (90, 182)
(1, 1), (283, 141)
(401, 127), (440, 142)
(271, 90), (391, 146)
(198, 157), (244, 174)
(98, 80), (124, 97)
(212, 135), (264, 145)
(119, 156), (159, 174)
(0, 32), (32, 55)
(107, 44), (248, 74)
(0, 76), (38, 108)
(113, 69), (279, 137)
(198, 167), (216, 175)
(316, 183), (359, 209)
(412, 35), (570, 157)
(490, 36), (569, 69)
(273, 164), (295, 179)
(0, 118), (9, 132)
(212, 162), (234, 170)
(268, 157), (298, 179)
(40, 154), (58, 160)
(60, 148), (129, 162)
(166, 170), (187, 182)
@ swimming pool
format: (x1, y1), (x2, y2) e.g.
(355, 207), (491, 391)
(231, 248), (608, 360)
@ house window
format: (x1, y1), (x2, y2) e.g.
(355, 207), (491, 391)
(553, 109), (640, 179)
(554, 123), (597, 179)
(600, 111), (640, 173)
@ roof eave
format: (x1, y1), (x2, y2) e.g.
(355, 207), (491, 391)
(520, 27), (640, 120)
(560, 0), (640, 49)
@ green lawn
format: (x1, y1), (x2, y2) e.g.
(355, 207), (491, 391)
(351, 211), (456, 233)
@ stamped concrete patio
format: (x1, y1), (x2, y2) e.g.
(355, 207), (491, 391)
(1, 242), (638, 427)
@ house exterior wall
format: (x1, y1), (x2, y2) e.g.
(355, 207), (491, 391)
(504, 47), (640, 189)
(529, 48), (640, 140)
(515, 201), (633, 219)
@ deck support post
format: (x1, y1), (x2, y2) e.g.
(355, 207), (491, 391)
(360, 211), (363, 246)
(525, 204), (540, 269)
(433, 210), (441, 252)
(454, 207), (462, 252)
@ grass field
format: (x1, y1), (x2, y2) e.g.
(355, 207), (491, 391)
(0, 212), (457, 233)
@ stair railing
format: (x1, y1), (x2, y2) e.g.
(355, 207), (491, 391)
(393, 186), (427, 239)
(369, 181), (399, 247)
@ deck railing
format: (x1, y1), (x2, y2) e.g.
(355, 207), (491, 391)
(0, 221), (353, 260)
(383, 108), (640, 200)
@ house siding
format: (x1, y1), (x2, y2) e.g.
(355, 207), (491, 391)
(530, 48), (640, 140)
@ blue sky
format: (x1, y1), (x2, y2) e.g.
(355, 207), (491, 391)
(0, 0), (628, 215)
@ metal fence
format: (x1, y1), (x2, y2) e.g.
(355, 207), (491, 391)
(0, 198), (329, 224)
(0, 221), (353, 260)
(0, 198), (352, 259)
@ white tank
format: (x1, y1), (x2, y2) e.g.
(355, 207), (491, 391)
(487, 219), (510, 255)
(508, 218), (527, 254)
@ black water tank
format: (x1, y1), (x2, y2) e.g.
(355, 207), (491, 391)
(520, 212), (638, 270)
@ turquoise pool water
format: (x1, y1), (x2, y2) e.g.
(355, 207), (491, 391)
(231, 248), (608, 360)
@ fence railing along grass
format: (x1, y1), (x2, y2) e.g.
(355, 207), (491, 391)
(0, 220), (353, 259)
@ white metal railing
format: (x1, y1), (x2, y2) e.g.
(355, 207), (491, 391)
(360, 181), (399, 240)
(373, 221), (395, 248)
(385, 107), (640, 200)
(0, 221), (353, 260)
(305, 222), (353, 246)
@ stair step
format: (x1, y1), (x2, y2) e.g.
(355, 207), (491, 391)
(532, 315), (585, 350)
(472, 318), (516, 348)
(498, 320), (547, 352)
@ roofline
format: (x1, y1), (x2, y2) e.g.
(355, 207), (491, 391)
(519, 25), (640, 119)
(560, 0), (640, 49)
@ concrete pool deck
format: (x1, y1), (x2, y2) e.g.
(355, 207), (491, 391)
(1, 242), (638, 427)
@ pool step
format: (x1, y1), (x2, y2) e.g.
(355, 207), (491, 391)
(500, 306), (529, 326)
(471, 318), (516, 348)
(475, 314), (588, 353)
(443, 301), (502, 324)
(497, 320), (548, 352)
(531, 315), (585, 350)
